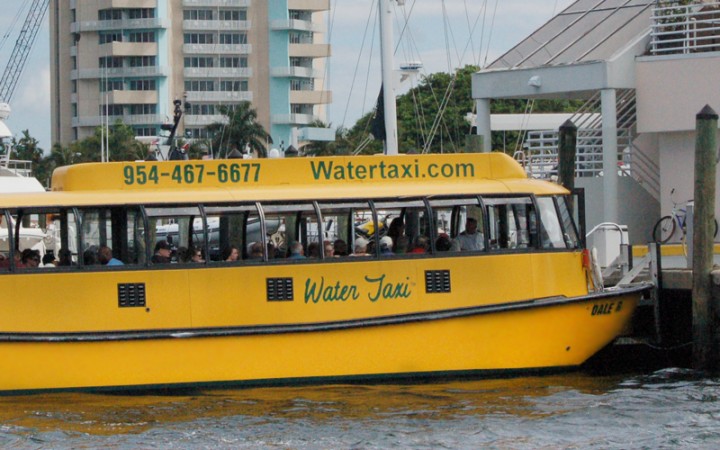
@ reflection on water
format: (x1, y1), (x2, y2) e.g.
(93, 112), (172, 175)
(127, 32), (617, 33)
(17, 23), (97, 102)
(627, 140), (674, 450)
(1, 369), (719, 449)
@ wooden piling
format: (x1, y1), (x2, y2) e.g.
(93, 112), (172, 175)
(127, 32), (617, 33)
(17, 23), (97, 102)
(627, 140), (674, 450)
(557, 120), (578, 192)
(692, 104), (718, 371)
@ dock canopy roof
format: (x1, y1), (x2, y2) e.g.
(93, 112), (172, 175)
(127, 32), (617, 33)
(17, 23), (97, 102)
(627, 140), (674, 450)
(488, 0), (653, 71)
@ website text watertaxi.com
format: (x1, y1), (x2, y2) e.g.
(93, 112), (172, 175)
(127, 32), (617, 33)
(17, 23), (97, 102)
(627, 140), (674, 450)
(309, 160), (476, 181)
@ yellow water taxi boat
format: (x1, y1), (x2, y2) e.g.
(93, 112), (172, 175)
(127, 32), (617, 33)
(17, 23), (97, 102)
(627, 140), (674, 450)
(0, 152), (647, 393)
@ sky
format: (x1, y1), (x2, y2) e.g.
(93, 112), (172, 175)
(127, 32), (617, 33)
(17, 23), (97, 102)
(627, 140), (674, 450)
(0, 0), (575, 153)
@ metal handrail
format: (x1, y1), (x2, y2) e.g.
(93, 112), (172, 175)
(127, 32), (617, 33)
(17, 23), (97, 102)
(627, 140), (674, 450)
(586, 222), (628, 245)
(651, 2), (720, 55)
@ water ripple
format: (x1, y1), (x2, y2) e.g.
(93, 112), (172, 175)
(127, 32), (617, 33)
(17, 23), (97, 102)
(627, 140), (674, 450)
(0, 370), (719, 448)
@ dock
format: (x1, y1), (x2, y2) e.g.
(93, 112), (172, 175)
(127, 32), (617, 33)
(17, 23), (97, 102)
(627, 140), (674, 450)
(596, 244), (720, 369)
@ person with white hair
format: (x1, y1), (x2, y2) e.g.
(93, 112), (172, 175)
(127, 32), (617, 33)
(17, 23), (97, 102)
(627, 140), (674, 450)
(379, 236), (394, 255)
(288, 241), (305, 259)
(350, 237), (370, 256)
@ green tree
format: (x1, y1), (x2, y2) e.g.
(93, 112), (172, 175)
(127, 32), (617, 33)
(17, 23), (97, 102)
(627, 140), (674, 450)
(344, 65), (582, 155)
(206, 102), (271, 158)
(67, 120), (146, 162)
(11, 129), (44, 170)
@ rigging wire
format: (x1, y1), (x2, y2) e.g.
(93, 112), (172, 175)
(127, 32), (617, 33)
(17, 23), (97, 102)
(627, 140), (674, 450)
(483, 0), (501, 67)
(0, 3), (30, 52)
(323, 0), (341, 121)
(340, 0), (377, 128)
(463, 0), (478, 67)
(514, 99), (536, 156)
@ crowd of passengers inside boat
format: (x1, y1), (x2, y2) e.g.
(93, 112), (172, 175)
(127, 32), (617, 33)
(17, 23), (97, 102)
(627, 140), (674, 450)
(0, 194), (581, 270)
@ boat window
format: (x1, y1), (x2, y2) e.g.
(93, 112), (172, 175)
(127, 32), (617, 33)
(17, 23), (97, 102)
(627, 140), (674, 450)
(373, 199), (432, 255)
(261, 203), (317, 259)
(298, 205), (323, 259)
(146, 205), (205, 264)
(77, 207), (147, 266)
(555, 196), (581, 249)
(62, 209), (80, 265)
(536, 197), (567, 249)
(484, 196), (537, 250)
(0, 208), (79, 270)
(0, 212), (9, 272)
(204, 204), (260, 262)
(428, 197), (484, 253)
(317, 201), (374, 258)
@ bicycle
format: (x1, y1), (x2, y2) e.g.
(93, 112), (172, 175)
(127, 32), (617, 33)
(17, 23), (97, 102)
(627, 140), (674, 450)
(652, 189), (718, 252)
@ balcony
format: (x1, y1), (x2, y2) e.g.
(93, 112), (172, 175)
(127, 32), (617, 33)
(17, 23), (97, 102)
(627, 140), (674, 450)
(99, 42), (157, 56)
(183, 20), (251, 31)
(182, 0), (250, 6)
(70, 46), (77, 57)
(183, 67), (252, 78)
(70, 18), (170, 33)
(287, 0), (330, 11)
(270, 66), (323, 78)
(107, 90), (159, 104)
(271, 113), (320, 125)
(270, 19), (325, 33)
(289, 43), (331, 58)
(650, 2), (720, 55)
(71, 94), (78, 104)
(72, 114), (165, 127)
(184, 91), (253, 102)
(183, 44), (252, 55)
(184, 115), (227, 126)
(100, 0), (158, 7)
(290, 90), (332, 104)
(72, 66), (171, 80)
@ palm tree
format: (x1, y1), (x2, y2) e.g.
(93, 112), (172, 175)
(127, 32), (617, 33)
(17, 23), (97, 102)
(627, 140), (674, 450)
(206, 102), (271, 158)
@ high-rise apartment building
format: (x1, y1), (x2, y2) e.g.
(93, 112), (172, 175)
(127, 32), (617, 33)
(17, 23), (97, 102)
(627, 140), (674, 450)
(50, 0), (332, 150)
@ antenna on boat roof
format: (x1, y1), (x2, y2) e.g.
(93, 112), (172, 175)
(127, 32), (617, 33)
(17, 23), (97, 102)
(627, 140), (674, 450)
(166, 99), (189, 161)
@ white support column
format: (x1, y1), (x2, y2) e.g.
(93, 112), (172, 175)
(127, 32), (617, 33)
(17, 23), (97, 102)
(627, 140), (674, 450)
(379, 0), (398, 155)
(476, 98), (491, 153)
(601, 88), (619, 223)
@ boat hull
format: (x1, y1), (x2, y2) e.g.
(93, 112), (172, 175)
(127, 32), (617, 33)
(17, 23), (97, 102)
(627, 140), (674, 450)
(0, 287), (644, 394)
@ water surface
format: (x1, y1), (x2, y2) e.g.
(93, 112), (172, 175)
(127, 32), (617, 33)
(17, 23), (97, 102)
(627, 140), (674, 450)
(1, 369), (719, 449)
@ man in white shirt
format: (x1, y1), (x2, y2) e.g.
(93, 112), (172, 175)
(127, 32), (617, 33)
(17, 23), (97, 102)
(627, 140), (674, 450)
(455, 217), (485, 251)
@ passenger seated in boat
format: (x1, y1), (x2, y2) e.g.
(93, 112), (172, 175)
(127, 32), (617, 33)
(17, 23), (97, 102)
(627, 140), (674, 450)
(221, 246), (239, 262)
(152, 240), (172, 264)
(41, 253), (57, 267)
(249, 242), (263, 259)
(21, 249), (40, 268)
(408, 236), (429, 254)
(307, 242), (321, 258)
(435, 233), (452, 252)
(350, 238), (370, 257)
(455, 217), (485, 251)
(288, 241), (306, 259)
(83, 249), (97, 266)
(333, 239), (348, 257)
(324, 242), (334, 258)
(379, 236), (394, 255)
(387, 218), (404, 253)
(395, 235), (409, 254)
(178, 246), (202, 263)
(98, 246), (124, 266)
(58, 249), (75, 266)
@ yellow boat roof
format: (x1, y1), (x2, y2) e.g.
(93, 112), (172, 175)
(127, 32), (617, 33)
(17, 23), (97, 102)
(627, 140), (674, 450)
(0, 153), (568, 208)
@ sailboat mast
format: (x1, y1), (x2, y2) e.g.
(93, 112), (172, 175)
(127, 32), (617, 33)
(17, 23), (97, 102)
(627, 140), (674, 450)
(379, 0), (398, 155)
